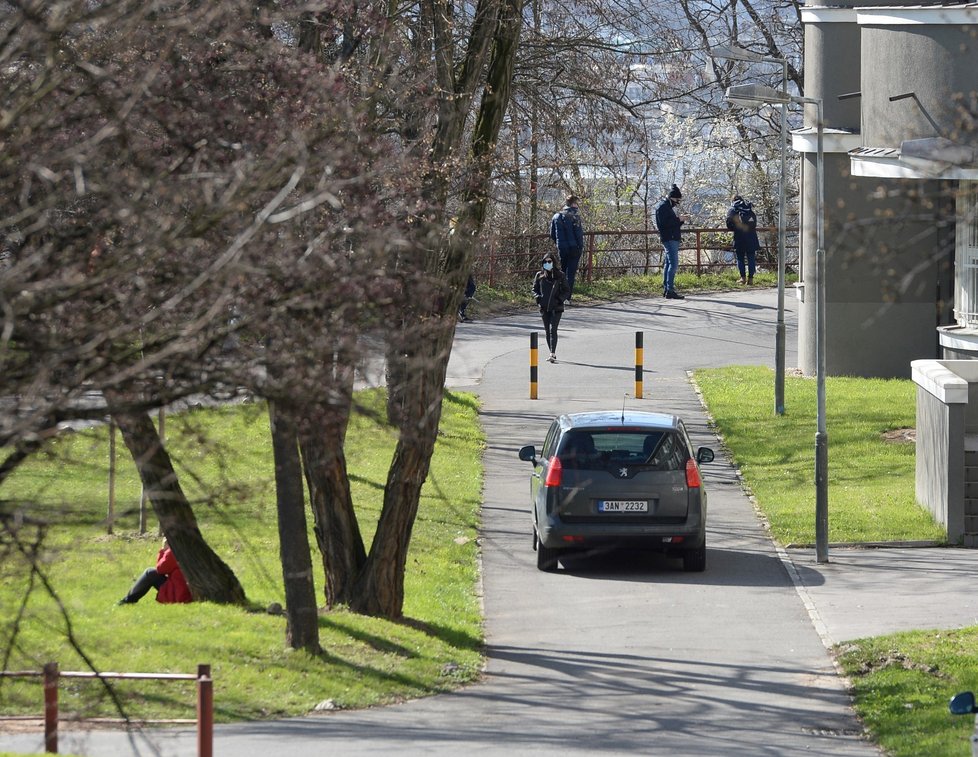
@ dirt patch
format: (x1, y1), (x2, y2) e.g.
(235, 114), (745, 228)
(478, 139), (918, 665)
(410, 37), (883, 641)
(882, 428), (916, 444)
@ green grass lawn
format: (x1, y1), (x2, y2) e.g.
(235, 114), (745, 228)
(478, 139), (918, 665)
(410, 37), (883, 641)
(694, 364), (945, 545)
(696, 365), (977, 757)
(0, 389), (484, 723)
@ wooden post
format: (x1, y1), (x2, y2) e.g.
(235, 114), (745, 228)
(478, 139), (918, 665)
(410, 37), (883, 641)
(530, 332), (538, 400)
(635, 332), (644, 400)
(107, 421), (116, 535)
(43, 662), (58, 754)
(157, 408), (165, 537)
(197, 664), (213, 757)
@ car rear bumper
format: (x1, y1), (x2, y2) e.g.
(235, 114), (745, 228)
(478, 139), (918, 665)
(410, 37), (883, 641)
(538, 513), (705, 551)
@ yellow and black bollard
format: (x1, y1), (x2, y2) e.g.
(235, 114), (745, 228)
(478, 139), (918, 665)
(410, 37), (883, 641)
(635, 331), (644, 399)
(530, 332), (539, 399)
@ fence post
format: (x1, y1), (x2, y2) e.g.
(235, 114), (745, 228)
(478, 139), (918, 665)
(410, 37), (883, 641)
(107, 421), (116, 535)
(197, 664), (213, 757)
(695, 230), (702, 275)
(43, 662), (58, 754)
(586, 233), (594, 283)
(488, 236), (497, 288)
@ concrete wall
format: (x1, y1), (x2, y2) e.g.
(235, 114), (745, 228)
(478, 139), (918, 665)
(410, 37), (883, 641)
(804, 20), (861, 128)
(797, 1), (963, 379)
(912, 359), (969, 541)
(797, 159), (950, 377)
(862, 24), (978, 148)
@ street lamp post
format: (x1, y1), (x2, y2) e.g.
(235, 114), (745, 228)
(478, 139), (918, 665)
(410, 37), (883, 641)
(724, 83), (828, 564)
(710, 46), (788, 416)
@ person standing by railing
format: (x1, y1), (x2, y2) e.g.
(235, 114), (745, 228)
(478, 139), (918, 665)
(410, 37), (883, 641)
(655, 184), (688, 299)
(549, 195), (585, 302)
(726, 194), (761, 285)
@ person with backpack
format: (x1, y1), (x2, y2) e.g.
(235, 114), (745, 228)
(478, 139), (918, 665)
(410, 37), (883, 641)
(726, 194), (761, 285)
(549, 195), (585, 300)
(655, 184), (688, 299)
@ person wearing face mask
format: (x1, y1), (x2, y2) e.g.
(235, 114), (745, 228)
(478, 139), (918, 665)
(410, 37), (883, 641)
(532, 252), (572, 363)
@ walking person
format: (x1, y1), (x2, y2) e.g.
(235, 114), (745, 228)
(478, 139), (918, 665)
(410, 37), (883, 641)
(549, 195), (585, 300)
(655, 184), (687, 299)
(117, 538), (192, 605)
(533, 252), (572, 363)
(457, 273), (476, 322)
(726, 194), (761, 285)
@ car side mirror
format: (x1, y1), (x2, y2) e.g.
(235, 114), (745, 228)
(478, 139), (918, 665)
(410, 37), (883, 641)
(950, 691), (978, 715)
(696, 447), (715, 464)
(518, 445), (538, 464)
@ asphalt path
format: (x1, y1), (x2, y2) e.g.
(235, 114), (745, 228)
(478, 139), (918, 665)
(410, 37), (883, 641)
(3, 288), (886, 756)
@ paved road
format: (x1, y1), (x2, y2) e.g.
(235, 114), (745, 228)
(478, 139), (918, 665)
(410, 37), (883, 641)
(4, 287), (947, 756)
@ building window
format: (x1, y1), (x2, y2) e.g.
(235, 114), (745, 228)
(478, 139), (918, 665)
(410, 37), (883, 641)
(955, 182), (978, 328)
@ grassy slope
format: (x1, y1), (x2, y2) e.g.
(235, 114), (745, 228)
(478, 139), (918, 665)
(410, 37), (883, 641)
(0, 389), (484, 722)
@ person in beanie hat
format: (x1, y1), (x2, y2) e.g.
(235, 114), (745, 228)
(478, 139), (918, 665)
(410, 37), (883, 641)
(655, 184), (688, 299)
(725, 194), (761, 284)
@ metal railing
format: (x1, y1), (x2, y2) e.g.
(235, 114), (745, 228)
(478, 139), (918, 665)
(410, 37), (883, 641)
(476, 226), (799, 288)
(0, 662), (213, 755)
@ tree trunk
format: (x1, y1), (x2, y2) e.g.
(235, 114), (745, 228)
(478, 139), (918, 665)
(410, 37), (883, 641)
(298, 394), (366, 608)
(269, 401), (320, 651)
(354, 0), (524, 619)
(107, 399), (247, 605)
(351, 311), (455, 618)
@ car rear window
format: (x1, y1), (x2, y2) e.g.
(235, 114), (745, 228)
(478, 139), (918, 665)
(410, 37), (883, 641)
(558, 429), (687, 471)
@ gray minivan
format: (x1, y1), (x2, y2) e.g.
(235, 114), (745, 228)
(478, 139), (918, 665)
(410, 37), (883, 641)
(518, 410), (715, 572)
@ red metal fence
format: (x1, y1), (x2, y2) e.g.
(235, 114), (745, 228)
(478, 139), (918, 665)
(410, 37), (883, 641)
(476, 226), (799, 288)
(0, 662), (213, 755)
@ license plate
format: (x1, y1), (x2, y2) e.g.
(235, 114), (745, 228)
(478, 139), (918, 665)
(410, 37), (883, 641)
(598, 500), (648, 513)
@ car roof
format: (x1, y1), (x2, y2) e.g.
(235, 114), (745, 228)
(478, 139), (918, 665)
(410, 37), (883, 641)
(558, 410), (681, 432)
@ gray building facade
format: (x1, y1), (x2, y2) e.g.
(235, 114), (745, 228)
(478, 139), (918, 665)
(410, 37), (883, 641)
(796, 1), (976, 378)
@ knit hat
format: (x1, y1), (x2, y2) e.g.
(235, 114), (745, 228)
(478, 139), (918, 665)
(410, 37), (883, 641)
(668, 184), (682, 199)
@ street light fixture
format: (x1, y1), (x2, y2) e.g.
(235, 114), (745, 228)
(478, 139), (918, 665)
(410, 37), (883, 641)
(710, 47), (789, 418)
(724, 82), (829, 564)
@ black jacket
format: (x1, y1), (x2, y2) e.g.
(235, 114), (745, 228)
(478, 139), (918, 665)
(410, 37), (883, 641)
(726, 199), (761, 254)
(655, 198), (683, 242)
(533, 269), (571, 312)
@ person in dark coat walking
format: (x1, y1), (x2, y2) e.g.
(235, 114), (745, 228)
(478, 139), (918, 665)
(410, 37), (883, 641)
(532, 252), (572, 363)
(457, 273), (476, 322)
(726, 194), (761, 285)
(549, 195), (585, 299)
(655, 184), (687, 299)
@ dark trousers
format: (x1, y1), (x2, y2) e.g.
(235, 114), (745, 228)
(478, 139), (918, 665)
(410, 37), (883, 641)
(736, 250), (757, 279)
(542, 310), (563, 353)
(559, 247), (582, 295)
(120, 567), (168, 604)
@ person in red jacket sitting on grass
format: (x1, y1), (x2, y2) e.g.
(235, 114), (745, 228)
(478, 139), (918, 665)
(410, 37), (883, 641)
(117, 538), (192, 605)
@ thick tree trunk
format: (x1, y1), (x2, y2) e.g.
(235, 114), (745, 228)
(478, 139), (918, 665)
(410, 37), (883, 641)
(350, 313), (454, 618)
(269, 401), (320, 651)
(353, 0), (524, 619)
(298, 395), (366, 608)
(107, 399), (247, 605)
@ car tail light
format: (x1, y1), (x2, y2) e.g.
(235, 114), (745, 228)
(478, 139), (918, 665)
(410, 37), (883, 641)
(544, 456), (563, 487)
(685, 459), (701, 488)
